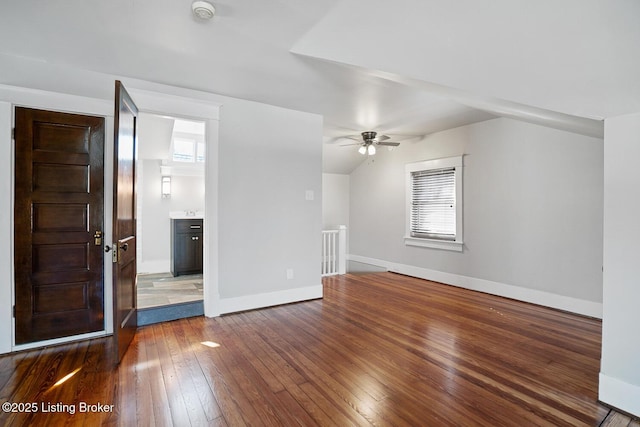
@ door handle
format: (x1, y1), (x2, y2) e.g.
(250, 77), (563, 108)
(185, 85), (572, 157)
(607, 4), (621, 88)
(106, 243), (129, 253)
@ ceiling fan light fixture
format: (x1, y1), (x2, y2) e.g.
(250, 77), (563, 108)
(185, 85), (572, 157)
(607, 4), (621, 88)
(192, 1), (216, 20)
(367, 144), (376, 155)
(358, 145), (367, 155)
(361, 131), (377, 141)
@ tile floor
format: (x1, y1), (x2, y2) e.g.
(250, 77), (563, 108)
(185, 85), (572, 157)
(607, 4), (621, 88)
(137, 273), (203, 309)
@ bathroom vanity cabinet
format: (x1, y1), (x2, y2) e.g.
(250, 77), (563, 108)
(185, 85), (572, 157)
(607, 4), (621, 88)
(170, 218), (203, 276)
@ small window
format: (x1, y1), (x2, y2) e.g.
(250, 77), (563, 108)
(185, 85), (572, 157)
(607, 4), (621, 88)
(405, 156), (463, 251)
(170, 119), (206, 163)
(410, 167), (456, 240)
(173, 138), (196, 162)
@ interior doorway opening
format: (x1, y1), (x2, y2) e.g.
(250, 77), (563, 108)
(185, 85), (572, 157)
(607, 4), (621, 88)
(135, 113), (206, 322)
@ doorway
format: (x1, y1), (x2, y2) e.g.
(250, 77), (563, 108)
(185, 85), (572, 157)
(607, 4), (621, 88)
(135, 113), (206, 324)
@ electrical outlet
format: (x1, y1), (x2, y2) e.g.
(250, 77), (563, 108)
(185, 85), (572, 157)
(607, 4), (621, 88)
(286, 269), (294, 280)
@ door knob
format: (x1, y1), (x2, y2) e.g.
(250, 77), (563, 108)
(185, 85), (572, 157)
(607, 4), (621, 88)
(119, 243), (128, 251)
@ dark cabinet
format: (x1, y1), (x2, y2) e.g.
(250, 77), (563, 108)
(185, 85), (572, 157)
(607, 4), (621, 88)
(171, 219), (203, 276)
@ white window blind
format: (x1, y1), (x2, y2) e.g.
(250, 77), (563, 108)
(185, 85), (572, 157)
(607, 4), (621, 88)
(410, 167), (456, 240)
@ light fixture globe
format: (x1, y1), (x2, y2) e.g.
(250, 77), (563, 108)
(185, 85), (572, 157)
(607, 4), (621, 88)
(358, 145), (367, 155)
(192, 1), (216, 19)
(367, 144), (376, 155)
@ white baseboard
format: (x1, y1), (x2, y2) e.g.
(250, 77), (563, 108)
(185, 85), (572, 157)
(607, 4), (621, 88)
(11, 330), (109, 354)
(218, 284), (323, 315)
(137, 259), (171, 275)
(348, 254), (603, 319)
(599, 373), (640, 417)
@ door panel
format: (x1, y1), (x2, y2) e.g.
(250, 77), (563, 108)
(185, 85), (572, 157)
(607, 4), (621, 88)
(14, 107), (105, 344)
(175, 234), (203, 273)
(112, 81), (139, 364)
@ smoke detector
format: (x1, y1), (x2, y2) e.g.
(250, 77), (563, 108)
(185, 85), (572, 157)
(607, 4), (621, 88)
(192, 1), (215, 20)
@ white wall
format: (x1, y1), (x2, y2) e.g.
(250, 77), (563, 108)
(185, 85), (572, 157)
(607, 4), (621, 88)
(138, 113), (173, 160)
(349, 118), (604, 316)
(217, 99), (323, 310)
(322, 173), (349, 229)
(599, 111), (640, 416)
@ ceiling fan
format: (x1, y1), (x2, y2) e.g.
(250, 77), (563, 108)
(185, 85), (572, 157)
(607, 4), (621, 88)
(340, 131), (400, 156)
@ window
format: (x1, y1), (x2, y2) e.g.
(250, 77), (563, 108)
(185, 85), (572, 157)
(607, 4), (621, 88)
(405, 156), (463, 251)
(170, 119), (206, 163)
(173, 137), (196, 162)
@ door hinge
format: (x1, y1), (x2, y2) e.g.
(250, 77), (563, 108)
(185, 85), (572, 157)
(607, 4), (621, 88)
(12, 128), (15, 140)
(12, 305), (15, 318)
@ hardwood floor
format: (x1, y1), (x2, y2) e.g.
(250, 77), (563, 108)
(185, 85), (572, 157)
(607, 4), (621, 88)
(0, 272), (635, 426)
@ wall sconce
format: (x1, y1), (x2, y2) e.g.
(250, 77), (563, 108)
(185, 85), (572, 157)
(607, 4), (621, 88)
(162, 176), (171, 199)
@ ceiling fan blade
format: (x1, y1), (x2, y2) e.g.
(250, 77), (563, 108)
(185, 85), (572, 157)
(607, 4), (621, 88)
(377, 134), (391, 141)
(328, 136), (362, 144)
(344, 135), (363, 141)
(339, 142), (364, 147)
(383, 134), (424, 142)
(377, 141), (400, 146)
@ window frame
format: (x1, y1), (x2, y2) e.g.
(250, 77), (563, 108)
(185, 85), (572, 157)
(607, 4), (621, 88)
(405, 155), (463, 252)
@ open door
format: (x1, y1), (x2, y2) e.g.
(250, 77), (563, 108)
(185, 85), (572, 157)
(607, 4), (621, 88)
(112, 81), (138, 363)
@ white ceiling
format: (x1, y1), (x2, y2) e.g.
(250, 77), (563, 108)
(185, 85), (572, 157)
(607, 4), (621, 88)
(1, 0), (636, 173)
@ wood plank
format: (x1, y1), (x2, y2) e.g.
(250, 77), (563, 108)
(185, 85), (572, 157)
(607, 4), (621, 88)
(602, 410), (633, 427)
(150, 323), (191, 425)
(137, 326), (172, 426)
(159, 321), (210, 425)
(116, 333), (139, 425)
(187, 316), (254, 426)
(165, 319), (223, 422)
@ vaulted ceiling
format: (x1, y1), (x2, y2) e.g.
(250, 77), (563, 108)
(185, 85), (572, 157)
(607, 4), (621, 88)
(1, 0), (638, 173)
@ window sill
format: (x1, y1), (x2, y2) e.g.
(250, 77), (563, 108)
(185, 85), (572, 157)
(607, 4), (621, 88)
(404, 236), (463, 252)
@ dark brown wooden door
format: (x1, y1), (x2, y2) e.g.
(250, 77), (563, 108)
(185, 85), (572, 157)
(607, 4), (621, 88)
(14, 108), (105, 344)
(112, 81), (138, 363)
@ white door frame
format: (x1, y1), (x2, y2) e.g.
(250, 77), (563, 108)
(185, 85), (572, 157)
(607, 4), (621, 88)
(0, 85), (113, 353)
(127, 88), (221, 318)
